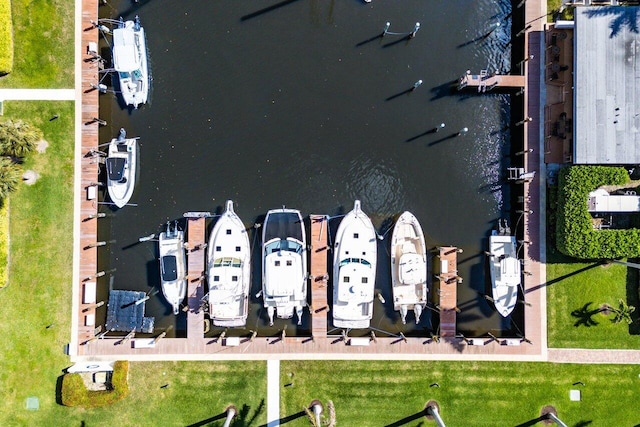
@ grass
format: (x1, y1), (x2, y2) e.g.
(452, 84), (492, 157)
(0, 0), (73, 88)
(0, 201), (7, 287)
(0, 101), (267, 426)
(281, 360), (640, 426)
(0, 0), (13, 75)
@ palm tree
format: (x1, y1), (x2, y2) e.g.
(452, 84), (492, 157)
(610, 299), (635, 325)
(0, 157), (22, 200)
(305, 400), (336, 427)
(0, 119), (42, 158)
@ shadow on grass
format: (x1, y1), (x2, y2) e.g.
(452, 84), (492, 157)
(384, 409), (425, 427)
(188, 401), (265, 427)
(571, 302), (602, 327)
(55, 374), (64, 405)
(185, 411), (228, 427)
(526, 260), (605, 294)
(261, 409), (306, 426)
(514, 415), (546, 427)
(626, 260), (640, 335)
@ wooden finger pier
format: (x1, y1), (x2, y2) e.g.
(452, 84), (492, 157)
(309, 215), (329, 340)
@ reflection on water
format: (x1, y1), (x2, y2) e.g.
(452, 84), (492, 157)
(97, 0), (523, 338)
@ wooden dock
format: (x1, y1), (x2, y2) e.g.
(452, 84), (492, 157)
(433, 246), (460, 338)
(458, 71), (526, 92)
(309, 215), (329, 338)
(186, 217), (206, 347)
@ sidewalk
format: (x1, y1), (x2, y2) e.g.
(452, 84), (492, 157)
(548, 348), (640, 364)
(0, 89), (75, 101)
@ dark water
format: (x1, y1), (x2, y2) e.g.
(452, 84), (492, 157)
(96, 0), (525, 339)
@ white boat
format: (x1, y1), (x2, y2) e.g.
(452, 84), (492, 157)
(207, 200), (251, 327)
(159, 221), (187, 315)
(112, 16), (149, 109)
(261, 208), (307, 326)
(332, 200), (377, 329)
(489, 219), (521, 317)
(106, 128), (138, 208)
(390, 211), (427, 325)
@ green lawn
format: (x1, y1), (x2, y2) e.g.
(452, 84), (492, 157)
(0, 0), (73, 88)
(281, 360), (640, 426)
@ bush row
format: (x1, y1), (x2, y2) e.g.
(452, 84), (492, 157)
(61, 361), (129, 408)
(0, 0), (13, 75)
(555, 165), (640, 259)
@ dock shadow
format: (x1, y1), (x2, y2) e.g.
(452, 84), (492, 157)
(384, 409), (425, 427)
(429, 79), (457, 101)
(241, 0), (302, 21)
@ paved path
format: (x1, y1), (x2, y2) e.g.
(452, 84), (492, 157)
(267, 359), (280, 427)
(549, 348), (640, 364)
(0, 89), (75, 101)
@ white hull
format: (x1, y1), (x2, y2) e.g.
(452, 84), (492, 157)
(261, 208), (307, 326)
(159, 223), (187, 315)
(489, 231), (520, 317)
(112, 17), (149, 109)
(106, 136), (138, 208)
(207, 200), (251, 327)
(333, 200), (377, 329)
(390, 211), (427, 325)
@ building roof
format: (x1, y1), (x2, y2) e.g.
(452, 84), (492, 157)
(574, 6), (640, 164)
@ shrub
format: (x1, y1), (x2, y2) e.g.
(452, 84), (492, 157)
(61, 361), (129, 408)
(0, 0), (13, 75)
(0, 119), (42, 158)
(555, 165), (640, 259)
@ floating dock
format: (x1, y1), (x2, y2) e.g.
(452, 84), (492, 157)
(458, 70), (526, 92)
(309, 215), (329, 339)
(186, 215), (206, 347)
(433, 246), (460, 338)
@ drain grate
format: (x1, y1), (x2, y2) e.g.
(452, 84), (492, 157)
(26, 397), (39, 410)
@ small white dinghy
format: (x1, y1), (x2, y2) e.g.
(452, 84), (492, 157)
(390, 211), (428, 324)
(159, 221), (187, 315)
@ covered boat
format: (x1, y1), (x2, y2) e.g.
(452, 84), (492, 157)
(261, 208), (307, 326)
(332, 200), (377, 329)
(207, 200), (251, 327)
(390, 211), (427, 324)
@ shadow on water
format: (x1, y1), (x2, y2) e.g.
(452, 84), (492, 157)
(241, 0), (303, 21)
(384, 409), (425, 427)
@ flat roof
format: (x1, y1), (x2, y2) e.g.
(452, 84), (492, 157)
(574, 6), (640, 164)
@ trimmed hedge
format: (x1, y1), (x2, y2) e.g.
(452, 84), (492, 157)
(0, 0), (13, 75)
(555, 165), (640, 259)
(61, 361), (129, 408)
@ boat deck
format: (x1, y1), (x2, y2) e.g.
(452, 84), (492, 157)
(186, 217), (206, 351)
(434, 246), (459, 338)
(310, 215), (329, 339)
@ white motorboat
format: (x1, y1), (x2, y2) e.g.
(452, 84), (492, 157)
(390, 211), (427, 325)
(106, 128), (138, 208)
(207, 200), (251, 327)
(112, 16), (149, 109)
(159, 221), (187, 315)
(261, 208), (307, 326)
(489, 219), (521, 317)
(332, 200), (377, 329)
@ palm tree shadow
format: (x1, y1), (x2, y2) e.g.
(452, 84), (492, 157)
(571, 302), (602, 327)
(234, 400), (265, 426)
(584, 6), (640, 37)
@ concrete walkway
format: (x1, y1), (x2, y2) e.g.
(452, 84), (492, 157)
(267, 359), (280, 427)
(0, 89), (75, 101)
(548, 348), (640, 364)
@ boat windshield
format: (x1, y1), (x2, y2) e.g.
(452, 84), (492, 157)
(106, 158), (126, 182)
(265, 239), (302, 254)
(119, 71), (131, 79)
(339, 258), (371, 267)
(132, 69), (142, 79)
(213, 257), (242, 268)
(161, 255), (178, 282)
